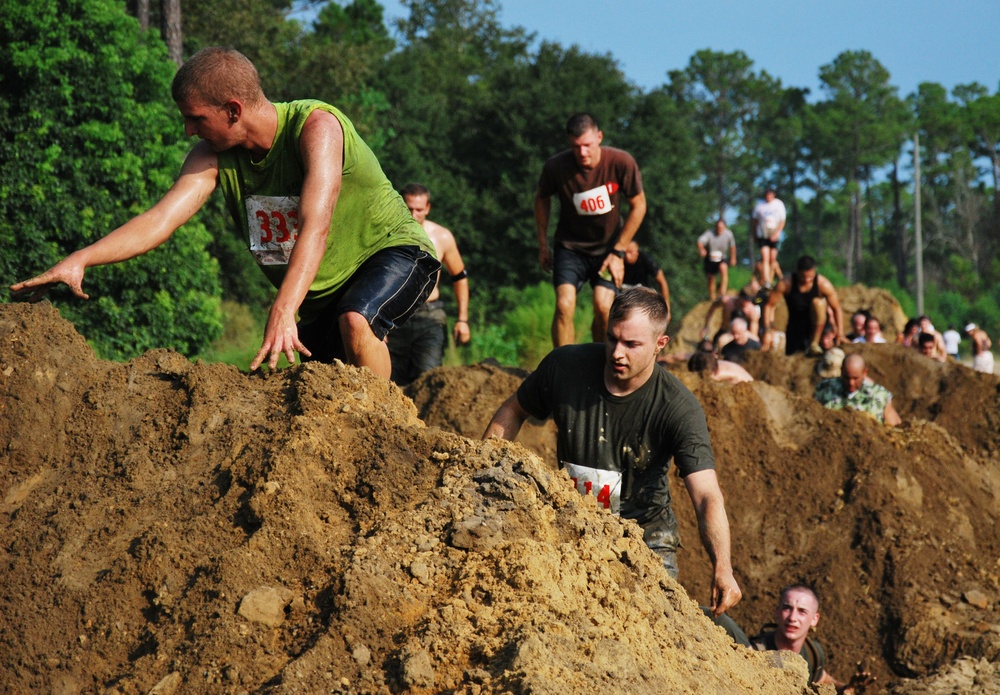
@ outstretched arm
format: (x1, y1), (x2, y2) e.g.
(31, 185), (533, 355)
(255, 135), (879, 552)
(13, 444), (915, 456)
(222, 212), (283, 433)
(11, 143), (219, 300)
(436, 228), (471, 345)
(819, 277), (847, 343)
(683, 469), (742, 616)
(654, 269), (672, 327)
(483, 394), (530, 441)
(817, 666), (876, 694)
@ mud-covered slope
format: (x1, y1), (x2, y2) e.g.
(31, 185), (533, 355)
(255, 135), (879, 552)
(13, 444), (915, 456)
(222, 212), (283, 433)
(0, 303), (809, 695)
(411, 349), (1000, 693)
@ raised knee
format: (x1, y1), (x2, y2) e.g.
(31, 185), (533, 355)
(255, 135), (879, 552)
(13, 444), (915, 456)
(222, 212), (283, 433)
(339, 311), (371, 337)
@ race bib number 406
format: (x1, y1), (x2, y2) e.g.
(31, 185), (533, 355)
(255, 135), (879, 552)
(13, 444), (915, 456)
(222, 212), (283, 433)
(562, 461), (622, 515)
(573, 183), (617, 216)
(246, 195), (301, 266)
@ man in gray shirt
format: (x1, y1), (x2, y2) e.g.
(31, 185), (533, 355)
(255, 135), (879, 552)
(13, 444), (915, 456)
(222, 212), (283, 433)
(697, 219), (737, 301)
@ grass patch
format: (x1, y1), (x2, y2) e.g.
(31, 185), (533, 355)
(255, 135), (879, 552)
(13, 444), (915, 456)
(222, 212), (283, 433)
(198, 300), (292, 371)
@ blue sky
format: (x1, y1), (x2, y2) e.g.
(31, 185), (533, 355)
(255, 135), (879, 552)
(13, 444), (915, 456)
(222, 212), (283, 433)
(376, 0), (999, 98)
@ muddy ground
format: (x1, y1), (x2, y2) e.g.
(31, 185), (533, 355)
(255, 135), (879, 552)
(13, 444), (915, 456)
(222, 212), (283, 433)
(1, 293), (999, 694)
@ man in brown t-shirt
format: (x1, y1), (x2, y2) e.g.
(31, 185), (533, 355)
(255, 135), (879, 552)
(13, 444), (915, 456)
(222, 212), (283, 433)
(535, 113), (647, 346)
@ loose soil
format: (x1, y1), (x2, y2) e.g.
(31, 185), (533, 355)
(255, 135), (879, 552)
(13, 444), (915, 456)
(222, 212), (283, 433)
(2, 294), (999, 694)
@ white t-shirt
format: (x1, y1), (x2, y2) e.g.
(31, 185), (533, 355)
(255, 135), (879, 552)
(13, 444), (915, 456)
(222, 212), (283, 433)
(752, 198), (786, 239)
(943, 329), (961, 355)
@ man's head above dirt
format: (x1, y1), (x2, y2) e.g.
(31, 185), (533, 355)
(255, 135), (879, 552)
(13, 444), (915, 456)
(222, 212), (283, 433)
(774, 584), (821, 651)
(814, 352), (902, 427)
(841, 353), (867, 394)
(764, 583), (877, 693)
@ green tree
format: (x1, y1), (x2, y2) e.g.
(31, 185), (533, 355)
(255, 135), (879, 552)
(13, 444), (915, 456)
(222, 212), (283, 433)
(617, 87), (707, 317)
(667, 50), (775, 228)
(754, 86), (810, 255)
(0, 0), (222, 360)
(912, 82), (986, 277)
(811, 50), (911, 281)
(379, 0), (641, 318)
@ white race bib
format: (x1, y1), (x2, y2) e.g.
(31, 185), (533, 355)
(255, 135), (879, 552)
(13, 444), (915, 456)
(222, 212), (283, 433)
(573, 185), (614, 216)
(246, 195), (301, 266)
(709, 250), (723, 262)
(562, 462), (623, 515)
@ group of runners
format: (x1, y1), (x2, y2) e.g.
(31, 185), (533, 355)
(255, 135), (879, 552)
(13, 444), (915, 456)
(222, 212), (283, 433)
(17, 47), (998, 693)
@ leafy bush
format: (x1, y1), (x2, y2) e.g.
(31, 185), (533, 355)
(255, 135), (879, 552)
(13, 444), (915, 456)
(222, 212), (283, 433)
(0, 0), (222, 360)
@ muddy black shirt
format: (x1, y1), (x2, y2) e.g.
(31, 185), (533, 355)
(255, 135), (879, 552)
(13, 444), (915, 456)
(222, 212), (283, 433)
(516, 344), (714, 538)
(623, 251), (661, 288)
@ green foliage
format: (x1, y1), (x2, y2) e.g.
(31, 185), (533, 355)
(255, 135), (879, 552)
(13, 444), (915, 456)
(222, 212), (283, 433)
(0, 0), (222, 360)
(6, 1), (997, 369)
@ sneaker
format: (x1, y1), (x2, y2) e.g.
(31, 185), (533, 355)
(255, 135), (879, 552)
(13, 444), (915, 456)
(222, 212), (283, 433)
(806, 343), (823, 357)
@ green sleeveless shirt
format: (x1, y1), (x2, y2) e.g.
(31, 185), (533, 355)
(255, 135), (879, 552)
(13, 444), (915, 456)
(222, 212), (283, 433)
(216, 100), (434, 324)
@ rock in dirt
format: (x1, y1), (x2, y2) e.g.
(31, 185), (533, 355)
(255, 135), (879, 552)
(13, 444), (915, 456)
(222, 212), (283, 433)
(238, 586), (293, 628)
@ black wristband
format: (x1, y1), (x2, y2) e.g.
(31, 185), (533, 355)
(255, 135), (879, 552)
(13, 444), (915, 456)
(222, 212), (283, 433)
(610, 249), (626, 259)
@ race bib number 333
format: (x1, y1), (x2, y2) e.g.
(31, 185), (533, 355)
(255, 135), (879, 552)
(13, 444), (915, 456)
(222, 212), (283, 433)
(246, 195), (301, 266)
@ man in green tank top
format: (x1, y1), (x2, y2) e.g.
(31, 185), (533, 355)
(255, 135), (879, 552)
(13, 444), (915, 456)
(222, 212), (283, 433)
(12, 47), (439, 379)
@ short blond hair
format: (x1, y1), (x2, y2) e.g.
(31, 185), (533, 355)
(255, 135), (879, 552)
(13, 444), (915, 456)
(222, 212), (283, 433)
(171, 47), (265, 107)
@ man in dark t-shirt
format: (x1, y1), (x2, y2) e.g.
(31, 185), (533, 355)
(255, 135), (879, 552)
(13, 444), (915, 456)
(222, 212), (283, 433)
(484, 287), (742, 622)
(623, 241), (672, 327)
(719, 316), (760, 364)
(535, 113), (647, 347)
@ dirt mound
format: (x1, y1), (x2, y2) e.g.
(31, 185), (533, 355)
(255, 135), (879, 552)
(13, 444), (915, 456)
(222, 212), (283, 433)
(413, 359), (1000, 691)
(0, 303), (812, 695)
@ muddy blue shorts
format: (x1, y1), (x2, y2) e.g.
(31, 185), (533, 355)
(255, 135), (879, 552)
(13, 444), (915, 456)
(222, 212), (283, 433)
(297, 245), (440, 364)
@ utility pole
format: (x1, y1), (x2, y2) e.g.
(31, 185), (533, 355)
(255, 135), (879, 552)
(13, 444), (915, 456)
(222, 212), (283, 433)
(913, 133), (924, 315)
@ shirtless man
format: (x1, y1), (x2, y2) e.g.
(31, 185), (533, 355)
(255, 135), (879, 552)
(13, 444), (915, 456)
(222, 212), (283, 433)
(965, 323), (994, 374)
(763, 256), (846, 356)
(687, 349), (754, 384)
(387, 183), (471, 385)
(918, 316), (947, 361)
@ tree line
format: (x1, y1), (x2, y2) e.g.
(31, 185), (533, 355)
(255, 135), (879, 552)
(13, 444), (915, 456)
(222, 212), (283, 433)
(3, 0), (998, 360)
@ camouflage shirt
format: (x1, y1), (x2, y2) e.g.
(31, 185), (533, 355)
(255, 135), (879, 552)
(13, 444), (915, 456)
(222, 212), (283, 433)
(814, 378), (893, 423)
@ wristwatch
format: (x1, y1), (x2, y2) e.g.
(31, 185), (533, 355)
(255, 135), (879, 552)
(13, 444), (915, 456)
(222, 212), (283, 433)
(611, 248), (626, 259)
